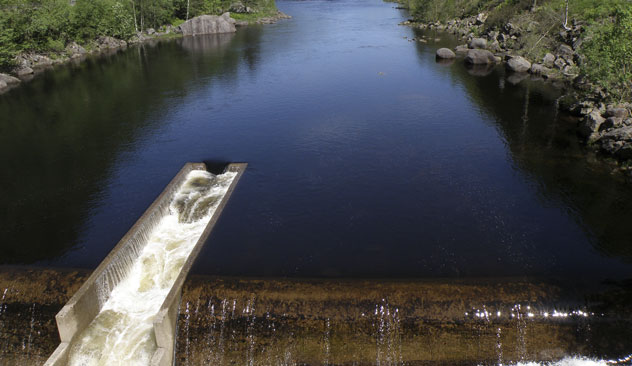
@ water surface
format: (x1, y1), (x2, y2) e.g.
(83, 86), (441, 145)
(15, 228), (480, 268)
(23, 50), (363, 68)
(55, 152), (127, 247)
(0, 0), (631, 285)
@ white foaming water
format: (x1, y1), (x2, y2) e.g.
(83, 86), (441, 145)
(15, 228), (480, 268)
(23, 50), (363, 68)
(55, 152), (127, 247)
(503, 356), (624, 366)
(67, 170), (236, 366)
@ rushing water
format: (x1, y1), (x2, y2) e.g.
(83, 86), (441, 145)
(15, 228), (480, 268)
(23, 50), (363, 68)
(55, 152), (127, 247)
(66, 170), (235, 366)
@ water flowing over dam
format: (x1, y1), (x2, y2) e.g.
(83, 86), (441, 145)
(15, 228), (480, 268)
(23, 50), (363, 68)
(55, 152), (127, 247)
(67, 170), (236, 366)
(42, 163), (246, 366)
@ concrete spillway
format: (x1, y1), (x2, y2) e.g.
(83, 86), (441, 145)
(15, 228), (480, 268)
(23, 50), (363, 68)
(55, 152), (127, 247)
(44, 162), (246, 366)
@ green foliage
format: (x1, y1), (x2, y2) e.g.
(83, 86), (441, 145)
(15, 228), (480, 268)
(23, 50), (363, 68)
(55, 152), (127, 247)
(0, 0), (276, 72)
(72, 0), (135, 41)
(582, 5), (632, 100)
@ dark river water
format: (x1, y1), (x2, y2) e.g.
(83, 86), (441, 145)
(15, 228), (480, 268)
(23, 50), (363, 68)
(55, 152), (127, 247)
(1, 0), (631, 284)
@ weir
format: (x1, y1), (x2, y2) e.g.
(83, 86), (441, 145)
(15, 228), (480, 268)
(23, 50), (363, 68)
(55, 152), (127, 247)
(43, 162), (247, 366)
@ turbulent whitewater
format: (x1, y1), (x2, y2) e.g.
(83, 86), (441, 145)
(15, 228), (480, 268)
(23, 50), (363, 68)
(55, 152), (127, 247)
(66, 170), (236, 366)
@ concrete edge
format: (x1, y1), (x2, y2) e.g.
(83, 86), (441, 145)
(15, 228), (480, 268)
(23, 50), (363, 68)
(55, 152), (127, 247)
(53, 162), (205, 343)
(43, 342), (70, 366)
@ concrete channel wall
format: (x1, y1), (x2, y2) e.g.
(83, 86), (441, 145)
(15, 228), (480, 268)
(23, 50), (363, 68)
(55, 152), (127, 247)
(44, 162), (247, 366)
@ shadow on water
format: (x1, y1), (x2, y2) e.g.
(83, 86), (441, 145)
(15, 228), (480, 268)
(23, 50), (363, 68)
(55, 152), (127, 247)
(0, 29), (262, 265)
(410, 27), (632, 264)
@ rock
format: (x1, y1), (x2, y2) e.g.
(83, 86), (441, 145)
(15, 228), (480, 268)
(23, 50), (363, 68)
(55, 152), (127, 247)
(506, 56), (531, 72)
(529, 63), (550, 77)
(31, 55), (52, 68)
(455, 45), (469, 54)
(465, 49), (496, 64)
(562, 64), (578, 76)
(0, 73), (21, 85)
(489, 40), (502, 52)
(598, 126), (632, 158)
(606, 107), (629, 119)
(579, 110), (606, 138)
(557, 44), (574, 57)
(16, 67), (34, 76)
(230, 2), (254, 13)
(177, 13), (236, 36)
(542, 53), (556, 68)
(0, 79), (7, 90)
(147, 28), (156, 35)
(554, 57), (566, 70)
(475, 12), (488, 25)
(66, 42), (86, 55)
(600, 117), (624, 131)
(468, 38), (487, 49)
(436, 48), (456, 59)
(97, 36), (126, 50)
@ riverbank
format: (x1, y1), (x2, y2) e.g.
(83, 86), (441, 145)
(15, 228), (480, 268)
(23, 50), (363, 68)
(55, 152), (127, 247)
(0, 3), (289, 95)
(397, 0), (632, 177)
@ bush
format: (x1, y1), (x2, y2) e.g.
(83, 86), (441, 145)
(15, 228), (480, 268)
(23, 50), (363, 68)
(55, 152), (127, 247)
(582, 5), (632, 101)
(72, 0), (135, 41)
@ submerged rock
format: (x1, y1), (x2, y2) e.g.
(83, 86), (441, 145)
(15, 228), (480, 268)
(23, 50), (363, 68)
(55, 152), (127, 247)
(436, 48), (456, 59)
(177, 13), (236, 36)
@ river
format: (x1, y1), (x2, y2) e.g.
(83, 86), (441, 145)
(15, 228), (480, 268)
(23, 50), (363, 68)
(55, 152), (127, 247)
(0, 0), (631, 363)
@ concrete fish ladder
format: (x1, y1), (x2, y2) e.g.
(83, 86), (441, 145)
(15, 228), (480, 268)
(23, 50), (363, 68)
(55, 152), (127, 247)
(44, 162), (246, 366)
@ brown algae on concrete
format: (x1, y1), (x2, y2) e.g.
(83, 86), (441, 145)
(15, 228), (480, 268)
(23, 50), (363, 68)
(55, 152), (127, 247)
(1, 269), (631, 365)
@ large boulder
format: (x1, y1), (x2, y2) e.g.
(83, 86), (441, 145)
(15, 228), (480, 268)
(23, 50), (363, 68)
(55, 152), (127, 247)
(177, 13), (236, 36)
(468, 38), (487, 49)
(436, 48), (456, 59)
(506, 56), (531, 73)
(464, 49), (496, 65)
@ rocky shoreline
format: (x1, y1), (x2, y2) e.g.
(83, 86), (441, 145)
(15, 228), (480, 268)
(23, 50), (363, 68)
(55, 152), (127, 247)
(401, 14), (632, 177)
(0, 10), (290, 95)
